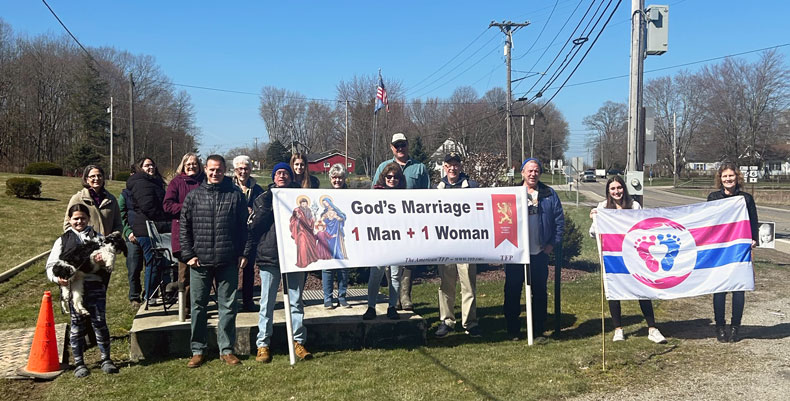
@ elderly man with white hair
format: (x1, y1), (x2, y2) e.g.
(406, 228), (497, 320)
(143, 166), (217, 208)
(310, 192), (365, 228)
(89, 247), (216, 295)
(232, 155), (264, 312)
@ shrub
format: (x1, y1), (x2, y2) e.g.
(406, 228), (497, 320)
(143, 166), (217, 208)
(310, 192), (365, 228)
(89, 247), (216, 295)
(6, 177), (42, 198)
(550, 210), (583, 267)
(23, 162), (63, 176)
(114, 171), (131, 182)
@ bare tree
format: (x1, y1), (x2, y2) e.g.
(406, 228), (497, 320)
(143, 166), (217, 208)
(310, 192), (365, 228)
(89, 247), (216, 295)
(583, 101), (627, 170)
(644, 71), (706, 176)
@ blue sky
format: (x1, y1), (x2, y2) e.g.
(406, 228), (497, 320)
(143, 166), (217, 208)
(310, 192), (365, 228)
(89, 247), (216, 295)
(3, 1), (789, 165)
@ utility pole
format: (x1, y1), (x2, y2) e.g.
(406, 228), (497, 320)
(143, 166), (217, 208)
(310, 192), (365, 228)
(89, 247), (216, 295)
(345, 100), (349, 173)
(490, 20), (530, 177)
(626, 0), (645, 173)
(108, 96), (113, 180)
(673, 111), (677, 187)
(520, 115), (525, 162)
(530, 114), (536, 158)
(129, 72), (135, 165)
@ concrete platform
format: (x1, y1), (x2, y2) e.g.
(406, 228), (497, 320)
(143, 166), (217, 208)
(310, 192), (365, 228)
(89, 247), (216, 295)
(129, 288), (426, 361)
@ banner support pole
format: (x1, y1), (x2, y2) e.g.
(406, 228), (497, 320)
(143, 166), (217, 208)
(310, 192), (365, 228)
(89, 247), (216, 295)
(594, 220), (606, 371)
(282, 272), (297, 366)
(525, 263), (533, 345)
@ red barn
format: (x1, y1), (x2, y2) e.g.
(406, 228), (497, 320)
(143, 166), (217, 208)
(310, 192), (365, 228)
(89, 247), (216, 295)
(306, 150), (356, 174)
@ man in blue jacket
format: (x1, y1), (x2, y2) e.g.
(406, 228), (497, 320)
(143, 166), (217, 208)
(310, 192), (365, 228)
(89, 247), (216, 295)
(504, 158), (564, 342)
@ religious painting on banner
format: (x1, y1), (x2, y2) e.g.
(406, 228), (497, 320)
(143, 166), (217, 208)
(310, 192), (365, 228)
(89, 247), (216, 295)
(272, 187), (530, 273)
(595, 197), (755, 300)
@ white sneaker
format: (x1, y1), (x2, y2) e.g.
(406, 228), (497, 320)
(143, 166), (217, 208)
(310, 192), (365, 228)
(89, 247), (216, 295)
(648, 327), (667, 344)
(612, 328), (625, 342)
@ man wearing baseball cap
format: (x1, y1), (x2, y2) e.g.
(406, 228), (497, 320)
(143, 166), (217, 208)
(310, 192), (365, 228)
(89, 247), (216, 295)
(370, 132), (430, 311)
(371, 133), (430, 190)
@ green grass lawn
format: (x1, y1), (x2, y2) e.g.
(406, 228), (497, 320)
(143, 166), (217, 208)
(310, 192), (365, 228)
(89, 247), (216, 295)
(0, 174), (769, 400)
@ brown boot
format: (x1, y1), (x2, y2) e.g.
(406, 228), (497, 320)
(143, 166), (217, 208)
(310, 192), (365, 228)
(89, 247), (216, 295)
(187, 354), (205, 368)
(255, 347), (272, 363)
(293, 341), (313, 360)
(220, 353), (241, 365)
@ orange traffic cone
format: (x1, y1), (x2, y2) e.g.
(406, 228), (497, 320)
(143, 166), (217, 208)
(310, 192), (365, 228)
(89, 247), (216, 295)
(16, 291), (64, 379)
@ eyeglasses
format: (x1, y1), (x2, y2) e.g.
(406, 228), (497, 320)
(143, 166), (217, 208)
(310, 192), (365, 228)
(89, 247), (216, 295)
(88, 174), (103, 180)
(393, 142), (408, 149)
(274, 171), (290, 177)
(385, 175), (399, 180)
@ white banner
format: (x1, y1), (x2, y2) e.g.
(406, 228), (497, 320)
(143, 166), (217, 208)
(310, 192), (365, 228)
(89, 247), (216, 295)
(596, 197), (755, 300)
(272, 187), (530, 273)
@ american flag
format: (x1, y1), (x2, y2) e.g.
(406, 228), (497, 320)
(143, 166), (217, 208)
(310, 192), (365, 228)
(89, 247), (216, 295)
(375, 75), (389, 113)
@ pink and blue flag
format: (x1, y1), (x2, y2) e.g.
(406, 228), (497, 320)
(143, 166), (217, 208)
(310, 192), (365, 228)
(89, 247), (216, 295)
(596, 197), (754, 300)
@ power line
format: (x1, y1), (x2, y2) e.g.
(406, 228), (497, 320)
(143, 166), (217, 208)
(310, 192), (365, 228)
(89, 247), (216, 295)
(404, 35), (501, 98)
(528, 0), (612, 103)
(403, 28), (492, 94)
(537, 0), (624, 112)
(512, 0), (585, 95)
(540, 42), (790, 92)
(516, 0), (602, 99)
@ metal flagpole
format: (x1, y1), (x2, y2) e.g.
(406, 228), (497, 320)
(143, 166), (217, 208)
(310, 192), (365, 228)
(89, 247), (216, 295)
(282, 272), (297, 365)
(371, 114), (378, 178)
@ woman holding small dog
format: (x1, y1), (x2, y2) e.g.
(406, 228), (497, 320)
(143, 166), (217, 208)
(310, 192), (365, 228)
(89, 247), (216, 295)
(46, 204), (119, 378)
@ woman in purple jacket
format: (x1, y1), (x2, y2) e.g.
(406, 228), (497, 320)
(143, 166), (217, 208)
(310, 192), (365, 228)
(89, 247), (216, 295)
(163, 153), (204, 313)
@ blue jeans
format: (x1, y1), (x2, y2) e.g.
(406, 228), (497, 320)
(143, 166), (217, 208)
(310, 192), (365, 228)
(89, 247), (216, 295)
(69, 281), (110, 365)
(190, 263), (238, 355)
(138, 236), (168, 300)
(367, 266), (401, 308)
(125, 239), (144, 302)
(256, 264), (306, 347)
(322, 269), (349, 304)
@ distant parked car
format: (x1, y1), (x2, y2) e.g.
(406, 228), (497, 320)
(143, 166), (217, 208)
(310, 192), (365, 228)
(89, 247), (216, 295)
(607, 169), (623, 176)
(582, 172), (596, 182)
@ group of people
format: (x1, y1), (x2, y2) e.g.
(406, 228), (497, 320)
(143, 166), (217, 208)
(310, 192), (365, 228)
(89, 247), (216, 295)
(43, 131), (759, 376)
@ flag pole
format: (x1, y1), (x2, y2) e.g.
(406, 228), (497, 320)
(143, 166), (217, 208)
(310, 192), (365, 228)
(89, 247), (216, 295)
(594, 217), (606, 371)
(371, 113), (378, 178)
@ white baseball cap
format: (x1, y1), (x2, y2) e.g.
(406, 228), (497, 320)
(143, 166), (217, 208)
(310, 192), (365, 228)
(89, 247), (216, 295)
(391, 133), (407, 144)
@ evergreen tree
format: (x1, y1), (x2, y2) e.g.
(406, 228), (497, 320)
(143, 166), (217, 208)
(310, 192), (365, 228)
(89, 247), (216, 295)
(64, 144), (103, 175)
(410, 136), (430, 165)
(264, 139), (291, 169)
(71, 57), (110, 155)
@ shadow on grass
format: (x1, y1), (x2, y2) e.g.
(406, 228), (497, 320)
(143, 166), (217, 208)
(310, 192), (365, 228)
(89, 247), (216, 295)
(417, 347), (502, 401)
(655, 318), (790, 341)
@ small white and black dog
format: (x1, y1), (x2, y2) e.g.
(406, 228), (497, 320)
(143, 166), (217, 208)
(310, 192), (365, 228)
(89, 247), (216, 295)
(51, 231), (127, 315)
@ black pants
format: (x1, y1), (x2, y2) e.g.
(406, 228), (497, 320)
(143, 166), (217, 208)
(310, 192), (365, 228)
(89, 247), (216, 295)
(713, 291), (745, 327)
(504, 252), (549, 336)
(608, 300), (655, 328)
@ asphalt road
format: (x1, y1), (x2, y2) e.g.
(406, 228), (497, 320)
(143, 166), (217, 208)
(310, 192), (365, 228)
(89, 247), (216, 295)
(567, 179), (790, 242)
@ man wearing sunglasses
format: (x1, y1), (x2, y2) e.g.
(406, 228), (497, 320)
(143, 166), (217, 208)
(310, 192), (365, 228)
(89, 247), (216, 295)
(371, 133), (430, 311)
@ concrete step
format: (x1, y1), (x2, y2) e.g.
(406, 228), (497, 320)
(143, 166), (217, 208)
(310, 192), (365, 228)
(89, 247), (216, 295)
(129, 288), (426, 361)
